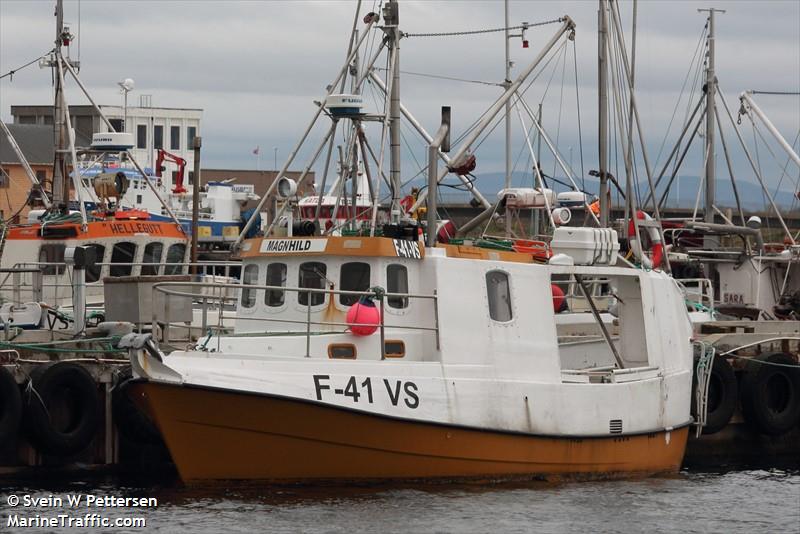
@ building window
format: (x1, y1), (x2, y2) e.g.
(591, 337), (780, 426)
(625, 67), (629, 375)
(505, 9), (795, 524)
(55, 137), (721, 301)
(39, 244), (66, 275)
(299, 262), (326, 306)
(85, 244), (105, 283)
(486, 271), (513, 322)
(339, 262), (370, 306)
(241, 264), (259, 308)
(265, 263), (287, 307)
(187, 171), (194, 186)
(0, 171), (8, 188)
(154, 125), (163, 149)
(164, 243), (186, 275)
(170, 125), (180, 150)
(110, 242), (136, 277)
(35, 170), (46, 182)
(137, 124), (147, 149)
(109, 118), (124, 133)
(142, 242), (163, 276)
(187, 126), (196, 148)
(18, 115), (36, 124)
(387, 264), (409, 309)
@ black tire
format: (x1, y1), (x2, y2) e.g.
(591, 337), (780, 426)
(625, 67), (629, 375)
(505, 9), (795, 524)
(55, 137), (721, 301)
(740, 352), (800, 436)
(692, 355), (738, 435)
(0, 366), (22, 449)
(112, 366), (161, 444)
(24, 362), (100, 456)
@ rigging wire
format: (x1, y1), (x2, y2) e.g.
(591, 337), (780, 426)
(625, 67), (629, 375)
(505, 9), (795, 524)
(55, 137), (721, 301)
(572, 39), (586, 190)
(374, 67), (503, 87)
(551, 38), (568, 179)
(652, 22), (707, 172)
(0, 49), (54, 81)
(402, 18), (564, 38)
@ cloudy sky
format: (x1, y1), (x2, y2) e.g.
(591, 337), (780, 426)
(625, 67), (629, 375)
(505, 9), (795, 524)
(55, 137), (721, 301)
(1, 0), (798, 201)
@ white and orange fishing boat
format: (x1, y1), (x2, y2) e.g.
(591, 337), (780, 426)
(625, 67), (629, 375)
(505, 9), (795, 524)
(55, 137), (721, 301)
(121, 2), (697, 483)
(123, 227), (693, 482)
(0, 1), (189, 324)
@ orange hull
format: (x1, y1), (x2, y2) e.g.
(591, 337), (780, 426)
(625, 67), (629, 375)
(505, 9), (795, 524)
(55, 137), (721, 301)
(131, 382), (689, 483)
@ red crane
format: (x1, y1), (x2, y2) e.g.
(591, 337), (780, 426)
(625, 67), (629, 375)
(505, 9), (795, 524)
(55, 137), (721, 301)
(155, 149), (188, 194)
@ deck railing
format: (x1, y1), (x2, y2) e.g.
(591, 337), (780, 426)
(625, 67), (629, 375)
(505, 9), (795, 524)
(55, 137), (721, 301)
(150, 280), (440, 360)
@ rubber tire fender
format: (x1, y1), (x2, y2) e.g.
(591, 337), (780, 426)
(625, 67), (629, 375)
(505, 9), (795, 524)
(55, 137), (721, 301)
(112, 366), (161, 444)
(692, 355), (738, 435)
(24, 362), (100, 456)
(740, 352), (800, 436)
(0, 366), (22, 449)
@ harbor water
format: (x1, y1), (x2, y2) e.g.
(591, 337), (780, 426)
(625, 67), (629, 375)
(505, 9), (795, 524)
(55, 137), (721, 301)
(2, 467), (798, 533)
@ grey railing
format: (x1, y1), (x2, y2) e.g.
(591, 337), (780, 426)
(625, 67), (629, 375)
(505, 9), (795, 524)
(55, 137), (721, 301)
(151, 280), (440, 360)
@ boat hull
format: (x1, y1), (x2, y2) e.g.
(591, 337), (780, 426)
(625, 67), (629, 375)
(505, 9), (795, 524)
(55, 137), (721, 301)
(131, 381), (689, 483)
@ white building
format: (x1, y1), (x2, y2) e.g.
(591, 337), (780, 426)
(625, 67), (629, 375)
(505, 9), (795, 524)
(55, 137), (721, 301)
(11, 101), (202, 184)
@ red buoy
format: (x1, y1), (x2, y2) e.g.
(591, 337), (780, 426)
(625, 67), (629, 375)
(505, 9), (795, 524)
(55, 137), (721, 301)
(551, 284), (566, 313)
(347, 299), (381, 336)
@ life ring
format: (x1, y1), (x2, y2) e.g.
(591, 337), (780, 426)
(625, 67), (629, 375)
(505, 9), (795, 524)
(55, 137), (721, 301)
(24, 362), (100, 456)
(740, 352), (800, 436)
(112, 366), (161, 444)
(0, 366), (22, 449)
(628, 210), (664, 270)
(692, 355), (738, 435)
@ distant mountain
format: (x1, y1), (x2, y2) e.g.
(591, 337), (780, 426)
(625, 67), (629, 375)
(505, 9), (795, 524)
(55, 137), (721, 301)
(437, 171), (796, 210)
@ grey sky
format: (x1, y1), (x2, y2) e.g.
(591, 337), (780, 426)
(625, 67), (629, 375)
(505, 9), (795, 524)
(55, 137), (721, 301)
(1, 0), (798, 199)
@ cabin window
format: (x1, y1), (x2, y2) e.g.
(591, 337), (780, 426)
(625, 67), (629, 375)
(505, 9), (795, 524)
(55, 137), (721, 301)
(241, 264), (259, 308)
(298, 262), (326, 306)
(387, 264), (409, 309)
(265, 263), (287, 307)
(164, 243), (186, 275)
(136, 125), (147, 149)
(339, 262), (370, 306)
(84, 244), (105, 283)
(486, 270), (513, 322)
(110, 242), (136, 277)
(142, 242), (163, 276)
(39, 244), (66, 275)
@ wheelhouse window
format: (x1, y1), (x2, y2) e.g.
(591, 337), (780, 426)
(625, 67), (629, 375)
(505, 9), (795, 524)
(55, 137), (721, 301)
(299, 262), (326, 306)
(110, 242), (136, 277)
(265, 263), (287, 307)
(39, 244), (66, 275)
(164, 243), (186, 275)
(486, 270), (513, 322)
(142, 242), (163, 276)
(387, 264), (409, 309)
(84, 244), (105, 283)
(339, 262), (370, 306)
(241, 264), (259, 308)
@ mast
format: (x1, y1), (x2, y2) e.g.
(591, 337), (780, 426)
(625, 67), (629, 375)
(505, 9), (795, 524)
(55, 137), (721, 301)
(383, 0), (402, 221)
(504, 0), (512, 235)
(52, 0), (68, 207)
(597, 0), (609, 227)
(699, 8), (724, 225)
